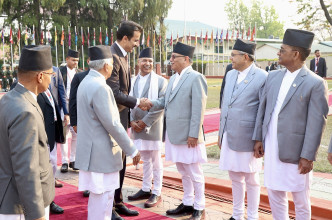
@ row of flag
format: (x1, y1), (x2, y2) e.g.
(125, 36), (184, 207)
(1, 25), (257, 48)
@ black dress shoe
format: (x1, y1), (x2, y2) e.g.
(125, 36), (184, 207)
(83, 190), (90, 197)
(112, 210), (124, 220)
(144, 194), (162, 208)
(60, 163), (68, 173)
(166, 203), (194, 215)
(128, 189), (151, 201)
(115, 204), (139, 216)
(229, 217), (236, 220)
(69, 161), (79, 170)
(50, 201), (64, 214)
(188, 209), (205, 220)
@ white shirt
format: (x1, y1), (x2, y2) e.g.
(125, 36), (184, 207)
(264, 68), (311, 192)
(18, 82), (37, 101)
(66, 66), (76, 98)
(137, 73), (150, 97)
(172, 66), (191, 90)
(237, 63), (254, 84)
(44, 89), (57, 121)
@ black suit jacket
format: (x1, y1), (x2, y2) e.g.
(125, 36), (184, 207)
(37, 93), (64, 151)
(106, 43), (137, 129)
(69, 70), (89, 127)
(59, 65), (81, 90)
(310, 57), (327, 78)
(219, 63), (233, 108)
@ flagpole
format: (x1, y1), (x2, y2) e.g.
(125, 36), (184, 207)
(2, 28), (5, 65)
(222, 31), (225, 74)
(201, 30), (203, 75)
(62, 26), (65, 64)
(218, 30), (220, 76)
(254, 22), (257, 60)
(207, 31), (210, 76)
(159, 34), (162, 75)
(81, 27), (85, 70)
(75, 26), (77, 51)
(55, 26), (58, 67)
(213, 30), (215, 76)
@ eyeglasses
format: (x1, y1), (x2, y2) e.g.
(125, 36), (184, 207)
(171, 55), (186, 59)
(279, 48), (298, 54)
(41, 71), (56, 76)
(230, 53), (245, 57)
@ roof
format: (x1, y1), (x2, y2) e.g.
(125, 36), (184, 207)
(320, 41), (332, 47)
(257, 43), (332, 53)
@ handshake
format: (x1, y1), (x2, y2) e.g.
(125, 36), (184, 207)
(138, 98), (153, 111)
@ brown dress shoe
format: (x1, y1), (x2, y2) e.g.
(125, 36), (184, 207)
(188, 209), (205, 220)
(69, 161), (79, 170)
(144, 194), (162, 208)
(60, 163), (68, 173)
(55, 179), (63, 188)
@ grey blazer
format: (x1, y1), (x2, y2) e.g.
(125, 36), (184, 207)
(75, 70), (136, 173)
(328, 136), (332, 153)
(130, 74), (168, 141)
(151, 66), (207, 145)
(253, 66), (328, 164)
(219, 65), (267, 152)
(0, 84), (54, 219)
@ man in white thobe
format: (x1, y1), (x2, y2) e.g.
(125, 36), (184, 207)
(219, 39), (267, 220)
(127, 47), (167, 208)
(253, 29), (328, 219)
(75, 45), (141, 220)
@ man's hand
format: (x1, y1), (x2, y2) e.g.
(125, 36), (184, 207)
(328, 153), (332, 166)
(187, 137), (198, 148)
(218, 135), (221, 149)
(133, 151), (141, 166)
(63, 115), (70, 126)
(253, 141), (264, 158)
(136, 120), (146, 130)
(138, 98), (152, 111)
(72, 125), (77, 133)
(130, 121), (143, 133)
(298, 158), (313, 174)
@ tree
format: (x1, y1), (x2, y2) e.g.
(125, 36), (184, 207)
(225, 0), (284, 39)
(291, 0), (332, 40)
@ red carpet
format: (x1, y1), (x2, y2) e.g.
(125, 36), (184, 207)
(51, 181), (173, 220)
(203, 113), (220, 133)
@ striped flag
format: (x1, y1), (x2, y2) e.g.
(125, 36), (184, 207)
(24, 28), (29, 45)
(75, 28), (78, 46)
(54, 28), (57, 44)
(82, 29), (84, 46)
(220, 30), (223, 43)
(204, 31), (208, 44)
(60, 28), (64, 46)
(9, 27), (13, 44)
(17, 28), (21, 45)
(251, 27), (256, 41)
(195, 32), (197, 46)
(147, 31), (150, 47)
(110, 29), (113, 45)
(141, 30), (145, 46)
(105, 29), (109, 45)
(210, 30), (213, 44)
(68, 28), (71, 47)
(170, 32), (173, 46)
(99, 27), (102, 44)
(215, 29), (219, 43)
(93, 28), (96, 46)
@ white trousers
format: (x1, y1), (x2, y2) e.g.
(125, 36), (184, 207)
(60, 125), (77, 164)
(88, 191), (114, 220)
(0, 206), (49, 220)
(140, 150), (163, 196)
(176, 162), (205, 210)
(228, 171), (260, 220)
(267, 188), (311, 220)
(49, 143), (57, 176)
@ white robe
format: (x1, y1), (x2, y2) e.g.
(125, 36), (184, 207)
(264, 69), (312, 192)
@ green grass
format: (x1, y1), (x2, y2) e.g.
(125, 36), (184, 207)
(206, 78), (223, 109)
(206, 115), (332, 173)
(327, 79), (332, 90)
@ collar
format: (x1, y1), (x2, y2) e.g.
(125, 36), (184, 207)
(67, 66), (76, 74)
(138, 72), (151, 79)
(90, 69), (106, 80)
(176, 66), (191, 76)
(18, 82), (37, 101)
(238, 63), (254, 75)
(115, 41), (127, 57)
(286, 67), (301, 76)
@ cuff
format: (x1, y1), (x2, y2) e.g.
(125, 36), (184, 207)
(135, 98), (140, 107)
(129, 149), (138, 158)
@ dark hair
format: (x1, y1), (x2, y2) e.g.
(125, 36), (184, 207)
(291, 46), (311, 61)
(314, 49), (320, 53)
(116, 21), (143, 41)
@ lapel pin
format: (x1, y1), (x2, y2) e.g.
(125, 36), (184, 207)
(293, 83), (296, 87)
(244, 80), (248, 84)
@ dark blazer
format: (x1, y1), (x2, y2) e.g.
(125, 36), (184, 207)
(52, 66), (69, 115)
(219, 63), (233, 108)
(106, 43), (137, 129)
(37, 92), (64, 151)
(0, 84), (54, 218)
(310, 57), (327, 78)
(69, 70), (89, 126)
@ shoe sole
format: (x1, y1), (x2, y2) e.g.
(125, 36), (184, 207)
(144, 198), (162, 208)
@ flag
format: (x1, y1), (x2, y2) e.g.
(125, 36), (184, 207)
(200, 30), (203, 44)
(82, 29), (85, 46)
(99, 28), (102, 44)
(141, 30), (145, 46)
(188, 31), (191, 45)
(158, 32), (161, 46)
(75, 29), (78, 46)
(215, 30), (219, 44)
(236, 29), (239, 39)
(247, 27), (250, 40)
(105, 31), (109, 45)
(181, 31), (184, 43)
(24, 28), (29, 45)
(60, 29), (64, 46)
(251, 26), (256, 41)
(17, 28), (21, 45)
(242, 27), (245, 39)
(176, 32), (179, 43)
(195, 32), (197, 46)
(10, 27), (13, 44)
(170, 32), (173, 46)
(31, 28), (35, 45)
(46, 30), (52, 44)
(110, 30), (113, 45)
(67, 31), (71, 47)
(147, 31), (150, 47)
(87, 28), (90, 47)
(40, 31), (44, 44)
(93, 28), (96, 46)
(204, 31), (208, 44)
(220, 30), (223, 43)
(210, 30), (213, 44)
(225, 29), (229, 41)
(231, 29), (234, 41)
(153, 30), (156, 46)
(54, 28), (57, 45)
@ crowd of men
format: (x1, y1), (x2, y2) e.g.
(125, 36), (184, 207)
(0, 19), (332, 220)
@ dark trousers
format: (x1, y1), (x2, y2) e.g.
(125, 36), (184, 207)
(114, 108), (129, 205)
